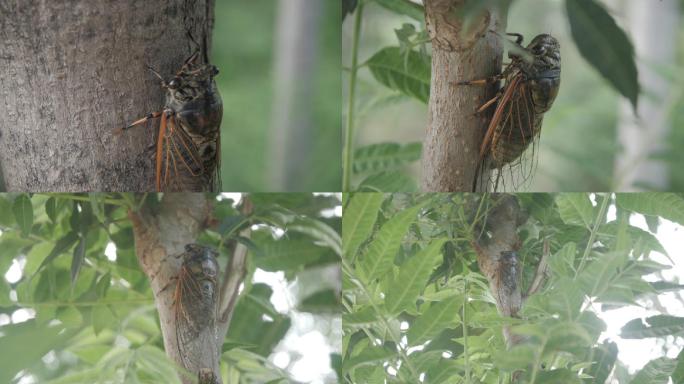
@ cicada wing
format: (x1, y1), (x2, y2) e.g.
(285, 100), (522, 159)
(156, 114), (206, 191)
(479, 73), (541, 192)
(473, 74), (522, 192)
(174, 266), (204, 370)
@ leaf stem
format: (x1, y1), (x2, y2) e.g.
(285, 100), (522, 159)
(463, 277), (470, 383)
(574, 193), (610, 278)
(342, 2), (364, 191)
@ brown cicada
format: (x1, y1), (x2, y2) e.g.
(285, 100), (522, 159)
(459, 33), (561, 192)
(116, 47), (222, 192)
(172, 244), (219, 370)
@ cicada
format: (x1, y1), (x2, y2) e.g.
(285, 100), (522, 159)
(459, 33), (561, 192)
(172, 244), (219, 370)
(116, 49), (222, 192)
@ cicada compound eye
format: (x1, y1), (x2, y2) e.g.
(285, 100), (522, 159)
(168, 77), (181, 89)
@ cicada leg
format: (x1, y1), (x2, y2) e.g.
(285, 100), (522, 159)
(505, 32), (524, 45)
(454, 72), (505, 87)
(113, 111), (163, 135)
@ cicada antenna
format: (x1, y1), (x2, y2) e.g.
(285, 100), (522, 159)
(146, 65), (167, 87)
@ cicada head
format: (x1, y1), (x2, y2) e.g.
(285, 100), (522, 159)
(526, 34), (561, 72)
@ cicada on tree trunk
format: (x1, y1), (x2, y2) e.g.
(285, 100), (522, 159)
(172, 244), (220, 376)
(116, 45), (222, 192)
(459, 33), (561, 192)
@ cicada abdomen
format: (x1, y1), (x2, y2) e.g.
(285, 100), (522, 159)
(173, 244), (219, 372)
(461, 33), (561, 191)
(116, 48), (222, 192)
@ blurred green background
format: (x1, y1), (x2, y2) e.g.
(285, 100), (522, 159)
(343, 0), (684, 191)
(214, 0), (341, 192)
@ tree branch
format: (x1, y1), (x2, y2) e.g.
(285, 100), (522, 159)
(129, 193), (217, 384)
(422, 0), (508, 191)
(526, 238), (550, 298)
(216, 196), (254, 342)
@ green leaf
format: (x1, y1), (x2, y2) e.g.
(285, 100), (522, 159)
(254, 236), (333, 271)
(536, 369), (582, 384)
(343, 307), (377, 329)
(0, 321), (73, 384)
(566, 0), (639, 110)
(385, 238), (446, 315)
(357, 171), (418, 192)
(672, 348), (684, 383)
(630, 357), (676, 384)
(35, 231), (79, 276)
(493, 344), (536, 371)
(548, 242), (576, 277)
(342, 193), (384, 261)
(56, 305), (83, 327)
(577, 252), (628, 298)
(373, 0), (424, 21)
(298, 289), (340, 313)
(12, 194), (33, 236)
(556, 194), (594, 228)
(407, 297), (461, 346)
(621, 315), (684, 339)
(353, 142), (422, 174)
(0, 278), (11, 307)
(366, 47), (430, 103)
(91, 304), (115, 336)
(288, 217), (341, 256)
(45, 196), (57, 223)
(583, 341), (617, 384)
(0, 195), (14, 227)
(600, 222), (668, 258)
(359, 204), (424, 281)
(70, 236), (86, 285)
(88, 193), (106, 223)
(616, 193), (684, 227)
(342, 345), (397, 373)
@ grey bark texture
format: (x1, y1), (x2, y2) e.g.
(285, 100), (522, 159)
(0, 0), (215, 192)
(422, 0), (507, 192)
(269, 0), (321, 190)
(130, 194), (249, 384)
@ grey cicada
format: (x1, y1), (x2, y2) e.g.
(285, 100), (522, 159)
(459, 33), (561, 192)
(116, 40), (222, 192)
(172, 244), (219, 371)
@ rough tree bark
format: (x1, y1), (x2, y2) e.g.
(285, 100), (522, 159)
(129, 194), (251, 384)
(0, 0), (215, 192)
(422, 0), (508, 192)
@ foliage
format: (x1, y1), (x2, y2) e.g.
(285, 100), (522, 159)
(0, 193), (341, 384)
(343, 0), (644, 191)
(342, 192), (684, 383)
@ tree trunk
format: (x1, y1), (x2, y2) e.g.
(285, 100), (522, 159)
(613, 0), (679, 190)
(268, 0), (321, 190)
(0, 0), (215, 192)
(129, 194), (250, 384)
(422, 0), (507, 192)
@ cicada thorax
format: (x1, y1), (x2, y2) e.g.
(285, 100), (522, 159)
(161, 55), (223, 192)
(475, 33), (561, 191)
(173, 244), (219, 371)
(116, 49), (222, 192)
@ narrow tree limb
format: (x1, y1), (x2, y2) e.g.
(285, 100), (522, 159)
(422, 0), (508, 191)
(216, 196), (254, 342)
(526, 238), (550, 298)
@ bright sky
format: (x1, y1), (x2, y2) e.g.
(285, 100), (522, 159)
(597, 203), (684, 381)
